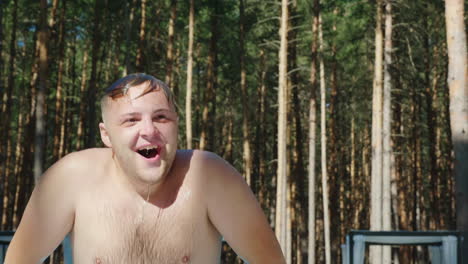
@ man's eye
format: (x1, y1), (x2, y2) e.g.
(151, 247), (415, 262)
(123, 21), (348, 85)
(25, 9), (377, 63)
(126, 118), (137, 123)
(155, 115), (168, 120)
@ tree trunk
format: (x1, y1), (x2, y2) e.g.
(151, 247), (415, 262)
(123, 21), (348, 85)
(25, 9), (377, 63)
(0, 0), (18, 230)
(382, 1), (393, 262)
(327, 8), (342, 261)
(275, 0), (288, 257)
(34, 0), (49, 184)
(350, 116), (357, 226)
(239, 0), (252, 186)
(445, 0), (468, 259)
(85, 0), (103, 148)
(123, 0), (137, 75)
(287, 0), (305, 260)
(440, 58), (455, 230)
(413, 94), (425, 261)
(58, 55), (69, 159)
(255, 49), (267, 207)
(370, 0), (384, 261)
(76, 50), (88, 150)
(308, 1), (319, 263)
(48, 0), (59, 31)
(185, 0), (195, 149)
(135, 0), (146, 72)
(199, 2), (218, 151)
(53, 0), (67, 161)
(360, 126), (371, 230)
(0, 0), (4, 88)
(165, 0), (177, 90)
(1, 0), (18, 152)
(12, 40), (36, 228)
(17, 34), (39, 227)
(12, 88), (27, 228)
(318, 14), (331, 264)
(0, 0), (4, 118)
(422, 5), (444, 231)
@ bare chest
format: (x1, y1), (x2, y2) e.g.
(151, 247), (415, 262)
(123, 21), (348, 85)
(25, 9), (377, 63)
(73, 191), (198, 263)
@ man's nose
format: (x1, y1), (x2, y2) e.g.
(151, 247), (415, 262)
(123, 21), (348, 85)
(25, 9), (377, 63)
(140, 119), (158, 137)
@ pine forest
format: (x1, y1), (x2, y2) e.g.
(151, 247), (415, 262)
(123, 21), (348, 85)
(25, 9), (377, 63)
(0, 0), (467, 263)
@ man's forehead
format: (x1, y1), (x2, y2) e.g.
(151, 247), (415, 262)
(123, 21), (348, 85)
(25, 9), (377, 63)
(111, 88), (168, 105)
(105, 74), (159, 96)
(101, 74), (177, 119)
(125, 82), (155, 99)
(106, 88), (172, 113)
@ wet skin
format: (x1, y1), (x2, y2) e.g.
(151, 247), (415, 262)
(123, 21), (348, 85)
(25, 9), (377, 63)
(5, 83), (285, 263)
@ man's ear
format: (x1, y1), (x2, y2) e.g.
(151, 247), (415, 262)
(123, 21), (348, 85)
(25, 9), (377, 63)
(99, 122), (112, 148)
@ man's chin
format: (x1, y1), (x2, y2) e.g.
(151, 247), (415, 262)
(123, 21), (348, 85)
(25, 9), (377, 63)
(137, 168), (168, 185)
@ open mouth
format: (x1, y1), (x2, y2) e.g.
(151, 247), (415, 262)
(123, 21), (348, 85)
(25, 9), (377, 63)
(137, 146), (159, 159)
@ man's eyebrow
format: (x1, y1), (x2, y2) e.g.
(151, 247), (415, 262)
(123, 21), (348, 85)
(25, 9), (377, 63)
(152, 109), (178, 117)
(153, 108), (173, 113)
(120, 112), (140, 116)
(118, 112), (141, 120)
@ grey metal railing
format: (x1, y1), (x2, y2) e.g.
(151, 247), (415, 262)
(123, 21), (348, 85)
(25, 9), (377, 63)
(341, 230), (462, 264)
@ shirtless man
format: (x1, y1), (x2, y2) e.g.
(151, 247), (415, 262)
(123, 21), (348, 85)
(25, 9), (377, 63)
(5, 73), (285, 263)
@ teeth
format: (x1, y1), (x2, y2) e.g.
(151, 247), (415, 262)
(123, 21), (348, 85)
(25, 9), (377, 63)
(137, 145), (159, 158)
(139, 146), (158, 151)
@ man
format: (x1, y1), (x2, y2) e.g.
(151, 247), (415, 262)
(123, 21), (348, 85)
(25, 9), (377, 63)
(5, 73), (285, 263)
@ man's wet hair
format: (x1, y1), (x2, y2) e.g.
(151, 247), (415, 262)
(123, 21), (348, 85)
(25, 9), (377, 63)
(101, 73), (177, 111)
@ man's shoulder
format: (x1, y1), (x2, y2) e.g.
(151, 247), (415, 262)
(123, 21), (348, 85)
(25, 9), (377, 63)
(57, 148), (111, 168)
(42, 148), (111, 182)
(67, 147), (112, 161)
(177, 149), (228, 168)
(177, 149), (240, 183)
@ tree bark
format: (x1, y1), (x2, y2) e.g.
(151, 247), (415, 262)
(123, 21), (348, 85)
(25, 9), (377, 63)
(76, 50), (88, 150)
(0, 0), (4, 116)
(423, 4), (444, 231)
(360, 126), (371, 230)
(12, 89), (26, 228)
(58, 50), (70, 158)
(255, 49), (267, 207)
(370, 0), (384, 262)
(287, 1), (306, 262)
(135, 0), (146, 72)
(0, 0), (4, 85)
(439, 59), (455, 230)
(239, 0), (252, 186)
(308, 1), (319, 263)
(12, 40), (37, 228)
(318, 14), (331, 264)
(53, 0), (67, 161)
(327, 8), (342, 261)
(123, 0), (137, 75)
(445, 0), (468, 258)
(185, 0), (195, 149)
(0, 0), (18, 230)
(382, 1), (393, 262)
(34, 0), (49, 184)
(48, 0), (59, 32)
(165, 0), (177, 90)
(85, 0), (103, 148)
(199, 2), (218, 151)
(1, 0), (18, 151)
(276, 0), (288, 257)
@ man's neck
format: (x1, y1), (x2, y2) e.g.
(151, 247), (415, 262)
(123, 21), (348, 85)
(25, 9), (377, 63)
(110, 158), (166, 202)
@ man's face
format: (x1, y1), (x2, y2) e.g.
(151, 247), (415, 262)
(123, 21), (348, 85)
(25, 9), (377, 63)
(99, 82), (178, 187)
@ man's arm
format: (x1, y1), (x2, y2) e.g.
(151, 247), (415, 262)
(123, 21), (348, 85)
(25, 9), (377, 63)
(5, 153), (80, 263)
(203, 152), (286, 263)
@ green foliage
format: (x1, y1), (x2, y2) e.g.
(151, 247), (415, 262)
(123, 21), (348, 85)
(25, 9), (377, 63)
(0, 0), (457, 262)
